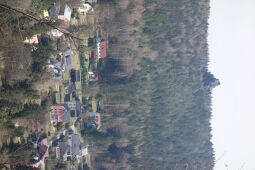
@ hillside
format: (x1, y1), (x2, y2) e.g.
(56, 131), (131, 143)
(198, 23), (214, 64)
(0, 0), (218, 169)
(92, 0), (218, 169)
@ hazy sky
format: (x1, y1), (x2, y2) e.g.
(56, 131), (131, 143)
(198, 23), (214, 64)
(209, 0), (255, 170)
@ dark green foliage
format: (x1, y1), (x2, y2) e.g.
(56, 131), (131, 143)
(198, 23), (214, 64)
(32, 37), (57, 72)
(0, 100), (23, 118)
(95, 0), (216, 169)
(14, 104), (48, 119)
(83, 164), (90, 170)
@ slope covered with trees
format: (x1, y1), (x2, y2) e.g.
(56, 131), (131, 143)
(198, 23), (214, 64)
(91, 0), (218, 169)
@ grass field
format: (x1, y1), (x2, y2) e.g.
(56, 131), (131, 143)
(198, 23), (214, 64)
(60, 85), (65, 104)
(72, 51), (81, 70)
(63, 71), (70, 82)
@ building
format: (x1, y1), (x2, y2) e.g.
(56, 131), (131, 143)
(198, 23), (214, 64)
(87, 112), (101, 129)
(70, 69), (81, 82)
(76, 3), (93, 15)
(65, 84), (76, 95)
(56, 134), (82, 161)
(68, 134), (80, 157)
(24, 34), (39, 44)
(88, 71), (98, 81)
(85, 0), (97, 5)
(56, 142), (69, 161)
(49, 3), (57, 18)
(65, 100), (82, 117)
(64, 84), (76, 102)
(37, 138), (49, 160)
(47, 29), (63, 38)
(88, 64), (98, 81)
(91, 40), (107, 59)
(42, 10), (49, 19)
(50, 104), (70, 123)
(58, 5), (72, 21)
(63, 48), (73, 72)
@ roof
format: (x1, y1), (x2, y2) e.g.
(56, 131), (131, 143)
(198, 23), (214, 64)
(24, 34), (39, 44)
(64, 48), (73, 57)
(38, 138), (49, 159)
(51, 104), (70, 122)
(63, 110), (71, 122)
(43, 10), (49, 18)
(65, 84), (76, 95)
(66, 100), (82, 117)
(58, 142), (68, 160)
(99, 41), (107, 58)
(86, 0), (97, 5)
(76, 100), (82, 117)
(71, 69), (81, 82)
(65, 55), (72, 72)
(69, 134), (80, 156)
(49, 4), (57, 17)
(59, 5), (72, 21)
(47, 29), (63, 38)
(88, 112), (96, 117)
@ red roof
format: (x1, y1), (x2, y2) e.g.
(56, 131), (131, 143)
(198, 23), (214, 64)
(99, 41), (107, 58)
(51, 104), (65, 122)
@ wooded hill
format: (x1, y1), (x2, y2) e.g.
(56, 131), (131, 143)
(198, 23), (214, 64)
(93, 0), (218, 169)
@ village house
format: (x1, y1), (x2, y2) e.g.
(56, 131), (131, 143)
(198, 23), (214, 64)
(42, 10), (49, 19)
(24, 34), (40, 45)
(64, 84), (76, 102)
(85, 0), (97, 5)
(75, 3), (93, 16)
(58, 5), (72, 21)
(64, 84), (76, 95)
(47, 29), (64, 38)
(65, 100), (82, 117)
(88, 64), (98, 81)
(37, 138), (49, 160)
(91, 38), (107, 59)
(56, 134), (84, 161)
(88, 71), (98, 81)
(87, 112), (101, 129)
(49, 3), (57, 19)
(63, 48), (73, 72)
(70, 69), (81, 82)
(50, 104), (70, 124)
(56, 142), (69, 161)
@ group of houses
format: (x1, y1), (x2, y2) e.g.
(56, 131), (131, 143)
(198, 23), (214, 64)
(25, 0), (106, 168)
(24, 0), (95, 44)
(56, 134), (88, 161)
(88, 37), (108, 82)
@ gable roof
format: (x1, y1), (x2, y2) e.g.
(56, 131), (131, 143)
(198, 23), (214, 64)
(64, 48), (73, 57)
(99, 41), (107, 58)
(49, 4), (57, 17)
(68, 134), (80, 156)
(65, 84), (76, 95)
(58, 142), (68, 160)
(70, 69), (81, 82)
(38, 138), (49, 159)
(88, 112), (96, 117)
(65, 55), (72, 72)
(59, 5), (72, 21)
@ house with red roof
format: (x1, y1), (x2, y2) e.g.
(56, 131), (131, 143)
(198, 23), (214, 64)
(91, 40), (107, 59)
(50, 104), (70, 124)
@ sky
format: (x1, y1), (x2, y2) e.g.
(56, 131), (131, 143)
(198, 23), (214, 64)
(209, 0), (255, 170)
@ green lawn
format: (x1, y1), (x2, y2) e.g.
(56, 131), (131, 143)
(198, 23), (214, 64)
(60, 86), (65, 104)
(63, 72), (70, 82)
(56, 92), (61, 104)
(72, 51), (81, 70)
